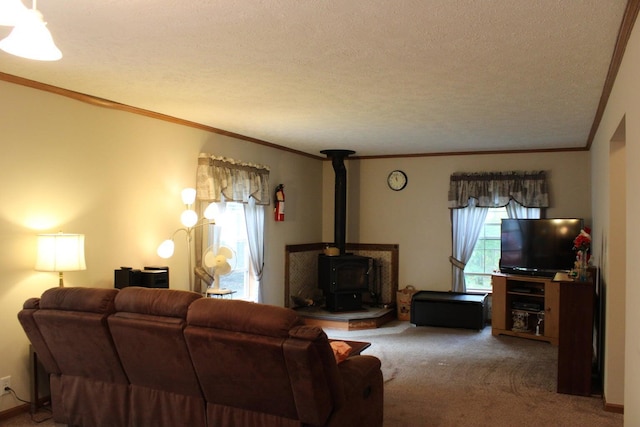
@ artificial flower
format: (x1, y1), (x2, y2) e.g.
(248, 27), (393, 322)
(573, 227), (591, 252)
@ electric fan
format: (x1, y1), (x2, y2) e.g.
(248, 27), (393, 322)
(202, 246), (236, 296)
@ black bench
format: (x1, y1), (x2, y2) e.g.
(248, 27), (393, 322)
(410, 291), (488, 330)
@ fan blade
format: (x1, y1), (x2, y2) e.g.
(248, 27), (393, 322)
(218, 246), (234, 260)
(216, 262), (232, 276)
(203, 250), (216, 268)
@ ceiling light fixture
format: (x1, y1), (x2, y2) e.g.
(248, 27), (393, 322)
(0, 0), (28, 26)
(0, 0), (62, 61)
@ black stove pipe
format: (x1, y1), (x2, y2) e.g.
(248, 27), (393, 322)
(320, 149), (355, 255)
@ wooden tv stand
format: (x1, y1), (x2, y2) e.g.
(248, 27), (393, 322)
(492, 272), (598, 396)
(491, 273), (559, 345)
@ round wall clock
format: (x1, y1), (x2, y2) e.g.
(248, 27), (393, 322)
(387, 170), (408, 191)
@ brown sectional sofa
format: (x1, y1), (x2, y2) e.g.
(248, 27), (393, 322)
(18, 286), (383, 427)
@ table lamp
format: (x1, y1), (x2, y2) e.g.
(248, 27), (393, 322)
(35, 233), (86, 287)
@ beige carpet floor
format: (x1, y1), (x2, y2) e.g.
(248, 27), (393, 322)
(327, 321), (623, 427)
(3, 321), (624, 426)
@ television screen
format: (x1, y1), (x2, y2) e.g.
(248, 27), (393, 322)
(500, 218), (583, 277)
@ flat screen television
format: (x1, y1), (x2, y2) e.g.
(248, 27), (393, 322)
(500, 218), (584, 277)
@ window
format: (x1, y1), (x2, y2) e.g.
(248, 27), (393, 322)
(464, 207), (508, 292)
(211, 202), (251, 300)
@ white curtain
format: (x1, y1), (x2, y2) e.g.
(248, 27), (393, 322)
(448, 171), (548, 292)
(194, 154), (270, 295)
(244, 197), (265, 303)
(450, 199), (488, 293)
(506, 199), (541, 219)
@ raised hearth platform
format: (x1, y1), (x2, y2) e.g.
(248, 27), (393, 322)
(294, 306), (396, 330)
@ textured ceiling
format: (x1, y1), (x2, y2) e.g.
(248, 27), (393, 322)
(0, 1), (629, 158)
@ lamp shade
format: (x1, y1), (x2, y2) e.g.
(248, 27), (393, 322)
(203, 202), (218, 220)
(0, 0), (29, 26)
(157, 239), (175, 259)
(180, 209), (198, 227)
(0, 8), (62, 61)
(35, 233), (86, 272)
(181, 188), (196, 205)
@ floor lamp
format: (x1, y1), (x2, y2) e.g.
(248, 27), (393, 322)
(157, 188), (216, 292)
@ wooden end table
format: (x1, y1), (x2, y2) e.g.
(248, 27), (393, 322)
(329, 339), (371, 356)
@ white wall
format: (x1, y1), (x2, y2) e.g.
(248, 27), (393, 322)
(591, 13), (640, 422)
(323, 152), (591, 290)
(0, 81), (323, 413)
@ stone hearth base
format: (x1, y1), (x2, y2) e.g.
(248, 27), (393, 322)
(294, 306), (396, 331)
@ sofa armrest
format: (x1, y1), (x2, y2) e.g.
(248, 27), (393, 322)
(285, 325), (384, 426)
(329, 355), (384, 427)
(336, 355), (381, 398)
(17, 301), (61, 376)
(23, 297), (40, 309)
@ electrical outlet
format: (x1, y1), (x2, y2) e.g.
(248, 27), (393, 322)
(0, 376), (10, 396)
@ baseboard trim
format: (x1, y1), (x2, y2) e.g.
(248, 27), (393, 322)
(603, 400), (624, 414)
(0, 403), (29, 421)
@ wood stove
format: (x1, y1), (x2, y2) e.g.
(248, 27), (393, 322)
(319, 149), (372, 312)
(319, 254), (371, 311)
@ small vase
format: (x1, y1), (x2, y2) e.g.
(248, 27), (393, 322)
(578, 249), (589, 281)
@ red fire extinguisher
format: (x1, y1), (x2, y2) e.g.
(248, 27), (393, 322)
(274, 184), (285, 221)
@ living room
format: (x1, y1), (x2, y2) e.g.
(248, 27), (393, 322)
(0, 2), (638, 426)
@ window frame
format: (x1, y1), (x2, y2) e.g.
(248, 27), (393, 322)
(464, 207), (508, 293)
(207, 201), (252, 300)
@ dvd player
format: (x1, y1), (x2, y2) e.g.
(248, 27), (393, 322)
(512, 301), (542, 312)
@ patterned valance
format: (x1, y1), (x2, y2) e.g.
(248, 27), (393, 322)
(448, 171), (549, 208)
(196, 153), (270, 205)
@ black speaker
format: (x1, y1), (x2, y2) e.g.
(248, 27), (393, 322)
(114, 267), (141, 289)
(140, 268), (169, 288)
(115, 266), (169, 289)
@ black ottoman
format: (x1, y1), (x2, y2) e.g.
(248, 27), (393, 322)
(410, 291), (488, 330)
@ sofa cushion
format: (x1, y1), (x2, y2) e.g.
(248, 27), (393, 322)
(114, 286), (201, 318)
(31, 287), (129, 427)
(109, 287), (203, 395)
(33, 287), (125, 382)
(109, 287), (206, 427)
(186, 299), (305, 422)
(39, 286), (118, 314)
(187, 298), (303, 337)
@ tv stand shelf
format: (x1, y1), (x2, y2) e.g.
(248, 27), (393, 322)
(492, 272), (599, 397)
(491, 274), (559, 345)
